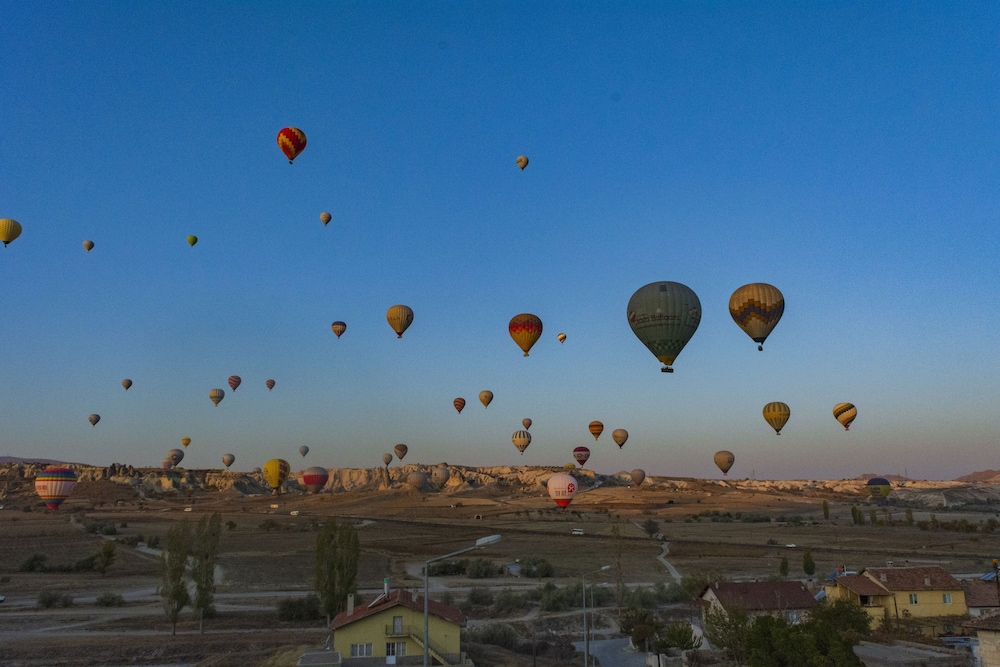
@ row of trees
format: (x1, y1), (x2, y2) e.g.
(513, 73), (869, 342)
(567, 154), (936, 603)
(161, 513), (221, 634)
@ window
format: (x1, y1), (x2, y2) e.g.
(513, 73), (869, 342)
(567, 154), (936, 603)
(908, 594), (918, 605)
(350, 643), (373, 657)
(386, 642), (407, 656)
(943, 593), (952, 604)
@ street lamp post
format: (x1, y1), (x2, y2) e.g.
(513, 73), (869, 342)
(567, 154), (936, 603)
(423, 534), (501, 667)
(582, 565), (610, 667)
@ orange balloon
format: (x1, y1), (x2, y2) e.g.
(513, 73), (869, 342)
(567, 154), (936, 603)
(277, 127), (307, 164)
(509, 313), (542, 356)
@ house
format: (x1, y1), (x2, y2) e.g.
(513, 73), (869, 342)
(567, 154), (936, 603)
(331, 586), (466, 666)
(824, 566), (967, 634)
(700, 581), (818, 624)
(962, 579), (1000, 618)
(968, 614), (1000, 666)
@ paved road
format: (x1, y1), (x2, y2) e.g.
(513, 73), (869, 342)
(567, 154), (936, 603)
(572, 637), (647, 667)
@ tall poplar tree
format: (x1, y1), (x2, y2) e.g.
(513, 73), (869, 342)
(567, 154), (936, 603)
(161, 520), (192, 636)
(192, 512), (222, 633)
(316, 518), (360, 625)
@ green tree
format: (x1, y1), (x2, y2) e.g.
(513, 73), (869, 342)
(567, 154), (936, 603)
(904, 508), (914, 526)
(745, 613), (864, 667)
(806, 599), (872, 640)
(315, 518), (360, 625)
(702, 604), (751, 664)
(868, 509), (878, 525)
(94, 541), (116, 575)
(822, 500), (830, 520)
(802, 549), (816, 576)
(161, 520), (192, 636)
(192, 512), (222, 633)
(779, 556), (789, 578)
(611, 524), (626, 616)
(656, 622), (703, 652)
(641, 518), (660, 538)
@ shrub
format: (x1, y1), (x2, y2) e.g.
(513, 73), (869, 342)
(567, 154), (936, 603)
(428, 559), (467, 576)
(19, 553), (47, 572)
(84, 521), (117, 536)
(520, 556), (554, 578)
(95, 592), (125, 607)
(276, 594), (322, 621)
(462, 623), (523, 652)
(226, 521), (237, 531)
(467, 586), (494, 607)
(59, 593), (74, 607)
(146, 535), (160, 549)
(467, 558), (499, 579)
(491, 589), (530, 615)
(37, 590), (59, 608)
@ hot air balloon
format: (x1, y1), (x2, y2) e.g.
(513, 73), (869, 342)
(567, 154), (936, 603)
(573, 446), (591, 467)
(161, 459), (171, 470)
(320, 212), (332, 225)
(122, 379), (132, 391)
(627, 281), (701, 373)
(299, 446), (309, 458)
(331, 321), (347, 338)
(453, 397), (466, 413)
(382, 452), (393, 468)
(557, 333), (566, 343)
(277, 127), (307, 164)
(209, 388), (225, 406)
(386, 305), (414, 338)
(834, 403), (857, 431)
(88, 414), (100, 427)
(516, 155), (529, 170)
(547, 473), (577, 508)
(263, 459), (290, 493)
(0, 218), (23, 247)
(406, 471), (427, 489)
(168, 448), (185, 467)
(181, 437), (191, 448)
(228, 375), (241, 392)
(266, 379), (275, 390)
(83, 240), (94, 252)
(394, 444), (408, 460)
(187, 235), (198, 247)
(479, 390), (493, 408)
(301, 466), (330, 493)
(221, 453), (235, 469)
(714, 451), (735, 476)
(588, 421), (603, 440)
(34, 467), (77, 510)
(866, 477), (892, 500)
(512, 430), (531, 454)
(522, 418), (532, 430)
(432, 465), (450, 487)
(762, 402), (791, 435)
(630, 469), (646, 487)
(509, 313), (543, 356)
(729, 283), (784, 351)
(612, 429), (628, 448)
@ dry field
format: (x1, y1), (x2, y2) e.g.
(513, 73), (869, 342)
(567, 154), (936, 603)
(1, 478), (998, 665)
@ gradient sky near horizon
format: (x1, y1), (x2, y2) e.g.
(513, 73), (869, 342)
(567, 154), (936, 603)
(2, 2), (998, 480)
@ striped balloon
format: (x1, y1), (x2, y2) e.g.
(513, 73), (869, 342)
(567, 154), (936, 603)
(228, 375), (241, 392)
(0, 218), (23, 246)
(209, 388), (225, 406)
(34, 467), (77, 510)
(331, 321), (346, 338)
(588, 421), (603, 440)
(277, 127), (307, 163)
(394, 443), (408, 460)
(729, 283), (784, 351)
(573, 446), (591, 467)
(833, 403), (857, 431)
(453, 397), (466, 413)
(512, 430), (531, 454)
(509, 313), (543, 356)
(301, 466), (330, 494)
(266, 379), (275, 390)
(762, 402), (791, 435)
(263, 458), (290, 492)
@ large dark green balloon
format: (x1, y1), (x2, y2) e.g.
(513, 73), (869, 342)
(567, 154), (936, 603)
(627, 281), (701, 372)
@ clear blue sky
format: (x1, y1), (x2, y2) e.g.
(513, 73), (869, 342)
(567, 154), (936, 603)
(2, 2), (998, 480)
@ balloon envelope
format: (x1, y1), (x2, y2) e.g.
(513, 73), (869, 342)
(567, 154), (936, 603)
(573, 446), (591, 467)
(729, 283), (784, 350)
(266, 379), (275, 390)
(331, 321), (347, 338)
(320, 212), (332, 225)
(547, 473), (578, 508)
(34, 467), (77, 510)
(453, 397), (466, 413)
(88, 414), (100, 427)
(228, 375), (241, 392)
(301, 466), (330, 493)
(612, 429), (628, 448)
(394, 444), (408, 460)
(187, 235), (198, 247)
(867, 477), (892, 499)
(522, 418), (532, 430)
(557, 333), (566, 343)
(386, 305), (414, 338)
(168, 448), (185, 467)
(221, 453), (235, 468)
(406, 471), (427, 490)
(512, 430), (531, 454)
(627, 281), (701, 372)
(209, 388), (225, 406)
(299, 446), (309, 458)
(0, 218), (23, 246)
(83, 240), (94, 252)
(479, 391), (493, 408)
(122, 379), (132, 391)
(509, 313), (543, 356)
(382, 453), (393, 467)
(714, 450), (735, 476)
(516, 155), (529, 169)
(181, 437), (191, 448)
(588, 421), (603, 440)
(834, 403), (857, 431)
(277, 127), (307, 163)
(263, 459), (290, 490)
(432, 465), (450, 487)
(763, 402), (791, 434)
(630, 469), (646, 487)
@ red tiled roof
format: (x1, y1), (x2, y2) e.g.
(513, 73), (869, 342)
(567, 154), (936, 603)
(968, 613), (1000, 631)
(862, 566), (961, 592)
(331, 589), (466, 630)
(705, 581), (818, 612)
(962, 580), (1000, 608)
(832, 574), (889, 596)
